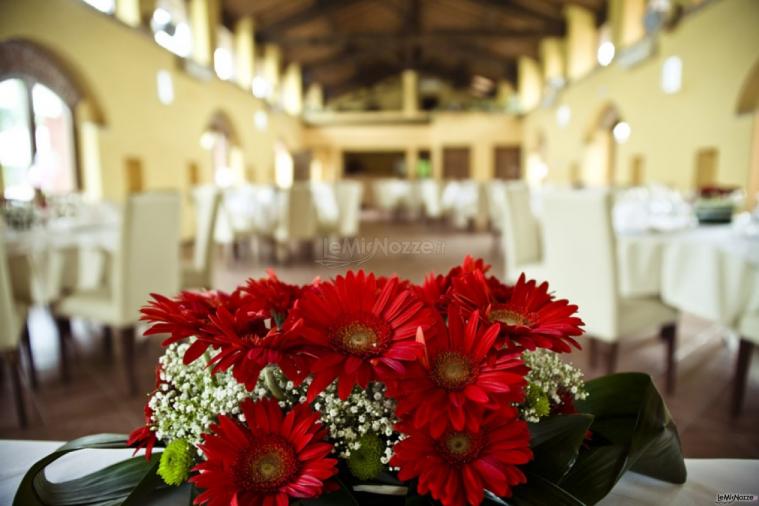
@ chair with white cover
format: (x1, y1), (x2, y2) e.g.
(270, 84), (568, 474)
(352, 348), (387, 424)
(182, 186), (221, 289)
(501, 182), (546, 284)
(269, 183), (318, 261)
(418, 179), (443, 220)
(53, 192), (181, 395)
(0, 223), (31, 426)
(733, 313), (759, 416)
(334, 180), (364, 237)
(214, 186), (258, 260)
(310, 182), (340, 234)
(541, 189), (679, 393)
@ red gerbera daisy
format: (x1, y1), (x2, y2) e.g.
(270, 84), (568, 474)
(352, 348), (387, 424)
(386, 305), (527, 438)
(141, 290), (232, 347)
(127, 404), (158, 459)
(452, 272), (584, 353)
(203, 305), (306, 390)
(192, 398), (337, 506)
(242, 270), (302, 325)
(391, 407), (532, 506)
(295, 270), (434, 401)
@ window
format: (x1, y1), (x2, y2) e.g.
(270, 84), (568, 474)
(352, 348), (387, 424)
(151, 0), (192, 58)
(0, 78), (77, 200)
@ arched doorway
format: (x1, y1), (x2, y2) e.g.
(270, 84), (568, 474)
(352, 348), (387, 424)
(736, 57), (759, 209)
(0, 39), (104, 200)
(200, 110), (240, 188)
(582, 103), (627, 187)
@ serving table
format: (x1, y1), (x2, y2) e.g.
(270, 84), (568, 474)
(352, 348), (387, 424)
(1, 440), (757, 505)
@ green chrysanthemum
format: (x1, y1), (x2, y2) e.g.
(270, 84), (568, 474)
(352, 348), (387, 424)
(158, 439), (193, 486)
(348, 433), (384, 481)
(527, 383), (551, 418)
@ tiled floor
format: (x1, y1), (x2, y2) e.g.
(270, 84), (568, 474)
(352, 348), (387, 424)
(2, 219), (758, 458)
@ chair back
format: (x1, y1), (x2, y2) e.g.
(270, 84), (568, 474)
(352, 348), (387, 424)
(541, 188), (619, 339)
(0, 222), (22, 351)
(501, 182), (542, 274)
(311, 182), (340, 230)
(487, 180), (508, 232)
(117, 192), (181, 322)
(191, 186), (221, 272)
(334, 180), (364, 237)
(418, 179), (443, 219)
(277, 183), (317, 241)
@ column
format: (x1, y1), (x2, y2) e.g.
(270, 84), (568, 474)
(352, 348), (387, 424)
(234, 16), (255, 90)
(540, 37), (565, 85)
(115, 0), (141, 27)
(431, 145), (443, 180)
(564, 5), (597, 81)
(518, 56), (542, 112)
(609, 0), (646, 48)
(189, 0), (220, 67)
(283, 63), (303, 115)
(263, 44), (282, 103)
(402, 69), (419, 116)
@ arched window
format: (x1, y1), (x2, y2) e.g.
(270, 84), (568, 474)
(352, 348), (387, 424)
(0, 78), (77, 200)
(151, 0), (192, 58)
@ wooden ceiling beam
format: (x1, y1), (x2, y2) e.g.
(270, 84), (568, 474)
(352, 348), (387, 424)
(465, 0), (565, 35)
(260, 30), (543, 46)
(257, 0), (364, 36)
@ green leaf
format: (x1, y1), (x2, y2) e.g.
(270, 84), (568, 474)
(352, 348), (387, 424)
(559, 373), (687, 504)
(527, 414), (594, 481)
(13, 433), (171, 506)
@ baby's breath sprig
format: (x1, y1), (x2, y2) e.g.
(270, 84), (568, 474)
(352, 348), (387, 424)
(520, 348), (588, 423)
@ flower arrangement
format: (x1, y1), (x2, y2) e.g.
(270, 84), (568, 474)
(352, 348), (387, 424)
(15, 259), (687, 506)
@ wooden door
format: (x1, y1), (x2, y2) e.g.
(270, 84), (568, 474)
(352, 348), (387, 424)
(493, 146), (521, 180)
(443, 147), (471, 179)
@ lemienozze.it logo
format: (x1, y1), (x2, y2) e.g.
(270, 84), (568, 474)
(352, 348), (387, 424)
(715, 493), (758, 504)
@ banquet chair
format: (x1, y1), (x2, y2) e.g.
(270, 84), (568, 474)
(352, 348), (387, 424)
(418, 179), (443, 221)
(53, 192), (181, 395)
(732, 313), (759, 416)
(0, 224), (31, 426)
(334, 180), (364, 237)
(214, 186), (258, 261)
(182, 186), (221, 289)
(487, 180), (508, 234)
(269, 183), (318, 261)
(311, 182), (340, 234)
(541, 189), (679, 393)
(501, 182), (546, 284)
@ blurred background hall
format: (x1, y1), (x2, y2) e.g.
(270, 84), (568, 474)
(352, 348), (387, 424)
(1, 0), (758, 461)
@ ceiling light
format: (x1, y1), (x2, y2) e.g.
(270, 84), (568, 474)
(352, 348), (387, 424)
(556, 105), (571, 127)
(156, 70), (174, 105)
(254, 110), (268, 130)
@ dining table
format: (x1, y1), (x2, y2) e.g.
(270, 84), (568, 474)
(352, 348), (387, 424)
(0, 439), (757, 505)
(3, 203), (120, 305)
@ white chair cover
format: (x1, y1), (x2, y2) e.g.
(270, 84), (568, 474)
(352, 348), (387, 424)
(334, 180), (364, 237)
(0, 222), (23, 351)
(500, 182), (545, 283)
(183, 186), (221, 289)
(274, 183), (318, 243)
(418, 179), (443, 219)
(310, 182), (340, 232)
(541, 189), (675, 342)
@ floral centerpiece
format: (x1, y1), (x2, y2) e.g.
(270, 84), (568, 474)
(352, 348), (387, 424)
(15, 258), (686, 506)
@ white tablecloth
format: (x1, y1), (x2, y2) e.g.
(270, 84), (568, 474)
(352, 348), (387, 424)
(4, 218), (119, 304)
(0, 440), (757, 505)
(617, 224), (759, 327)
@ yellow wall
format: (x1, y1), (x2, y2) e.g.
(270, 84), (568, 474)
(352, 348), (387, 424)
(0, 0), (302, 236)
(523, 0), (759, 192)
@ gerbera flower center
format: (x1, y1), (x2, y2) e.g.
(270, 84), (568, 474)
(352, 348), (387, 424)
(489, 308), (531, 327)
(331, 317), (390, 357)
(431, 352), (474, 390)
(437, 431), (483, 464)
(235, 435), (299, 492)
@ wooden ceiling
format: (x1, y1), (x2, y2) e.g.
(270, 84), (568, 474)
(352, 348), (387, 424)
(222, 0), (606, 99)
